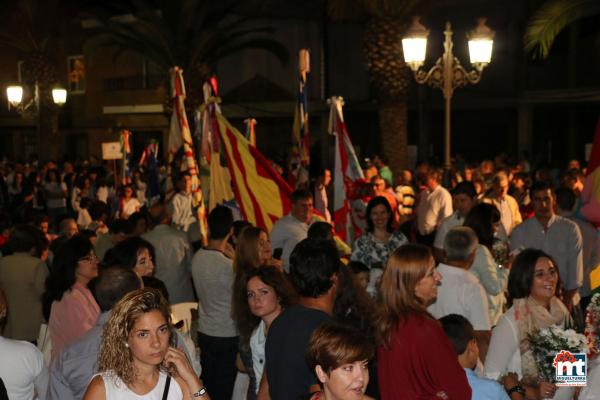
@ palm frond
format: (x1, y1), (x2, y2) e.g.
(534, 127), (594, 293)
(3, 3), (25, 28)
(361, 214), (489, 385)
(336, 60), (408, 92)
(0, 32), (36, 53)
(363, 0), (425, 18)
(86, 29), (172, 70)
(524, 0), (600, 59)
(84, 0), (287, 74)
(215, 37), (290, 66)
(327, 0), (368, 21)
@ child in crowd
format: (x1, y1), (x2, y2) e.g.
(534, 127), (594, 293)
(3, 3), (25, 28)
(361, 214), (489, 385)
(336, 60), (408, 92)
(348, 261), (370, 292)
(439, 314), (518, 400)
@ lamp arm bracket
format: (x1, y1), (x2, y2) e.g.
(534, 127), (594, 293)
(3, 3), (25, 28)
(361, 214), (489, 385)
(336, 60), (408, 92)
(22, 97), (36, 112)
(451, 58), (483, 89)
(413, 56), (444, 89)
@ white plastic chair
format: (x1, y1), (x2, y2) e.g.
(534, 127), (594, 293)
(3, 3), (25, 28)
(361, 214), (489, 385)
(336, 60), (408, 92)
(171, 302), (201, 375)
(170, 302), (198, 335)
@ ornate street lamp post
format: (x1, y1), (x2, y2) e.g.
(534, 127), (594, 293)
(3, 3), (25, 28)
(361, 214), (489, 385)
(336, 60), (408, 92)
(6, 82), (67, 111)
(402, 17), (494, 169)
(6, 82), (67, 159)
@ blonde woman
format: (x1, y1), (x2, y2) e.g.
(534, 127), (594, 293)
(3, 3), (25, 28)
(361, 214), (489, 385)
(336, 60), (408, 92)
(83, 288), (209, 400)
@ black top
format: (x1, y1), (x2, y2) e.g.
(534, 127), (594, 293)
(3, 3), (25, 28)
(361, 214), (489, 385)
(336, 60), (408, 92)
(265, 304), (330, 400)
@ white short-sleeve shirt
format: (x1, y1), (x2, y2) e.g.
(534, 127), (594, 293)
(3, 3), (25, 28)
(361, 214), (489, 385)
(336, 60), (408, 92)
(0, 337), (48, 400)
(428, 263), (491, 331)
(417, 185), (453, 235)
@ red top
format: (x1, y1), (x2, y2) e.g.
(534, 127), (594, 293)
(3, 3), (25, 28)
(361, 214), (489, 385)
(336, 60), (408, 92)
(377, 313), (471, 400)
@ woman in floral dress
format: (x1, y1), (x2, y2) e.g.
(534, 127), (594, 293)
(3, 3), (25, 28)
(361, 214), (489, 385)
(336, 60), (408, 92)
(351, 196), (407, 296)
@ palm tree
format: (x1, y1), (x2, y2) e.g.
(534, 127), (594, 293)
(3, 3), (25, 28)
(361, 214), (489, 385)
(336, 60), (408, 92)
(329, 0), (425, 176)
(84, 0), (289, 112)
(524, 0), (600, 58)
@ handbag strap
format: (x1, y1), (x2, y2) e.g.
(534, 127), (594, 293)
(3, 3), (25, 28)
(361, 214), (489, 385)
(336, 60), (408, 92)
(162, 375), (171, 400)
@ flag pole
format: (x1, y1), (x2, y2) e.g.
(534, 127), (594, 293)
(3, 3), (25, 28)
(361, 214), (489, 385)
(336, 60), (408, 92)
(289, 49), (310, 189)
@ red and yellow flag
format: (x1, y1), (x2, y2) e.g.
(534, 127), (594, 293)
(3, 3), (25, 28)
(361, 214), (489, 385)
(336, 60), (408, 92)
(214, 110), (350, 254)
(215, 113), (292, 232)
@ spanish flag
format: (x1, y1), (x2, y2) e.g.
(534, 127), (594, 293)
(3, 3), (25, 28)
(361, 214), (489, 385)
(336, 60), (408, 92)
(215, 113), (292, 232)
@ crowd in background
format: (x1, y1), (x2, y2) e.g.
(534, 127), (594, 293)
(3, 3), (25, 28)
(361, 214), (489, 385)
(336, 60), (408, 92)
(0, 151), (598, 400)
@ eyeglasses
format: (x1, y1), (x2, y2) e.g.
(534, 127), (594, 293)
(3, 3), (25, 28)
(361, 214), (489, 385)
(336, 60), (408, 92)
(79, 253), (99, 263)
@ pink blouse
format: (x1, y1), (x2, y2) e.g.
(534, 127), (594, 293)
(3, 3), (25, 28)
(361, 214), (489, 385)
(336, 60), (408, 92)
(49, 281), (100, 359)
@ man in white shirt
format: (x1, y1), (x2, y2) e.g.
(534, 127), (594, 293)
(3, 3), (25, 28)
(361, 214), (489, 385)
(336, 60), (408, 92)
(429, 226), (491, 360)
(270, 189), (313, 271)
(143, 202), (195, 304)
(416, 168), (453, 246)
(168, 173), (199, 243)
(0, 335), (48, 400)
(510, 181), (583, 312)
(191, 206), (237, 400)
(314, 168), (331, 222)
(555, 187), (600, 311)
(433, 181), (477, 262)
(483, 171), (522, 236)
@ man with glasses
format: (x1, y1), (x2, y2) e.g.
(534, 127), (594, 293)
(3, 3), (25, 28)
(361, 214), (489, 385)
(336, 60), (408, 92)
(510, 181), (583, 312)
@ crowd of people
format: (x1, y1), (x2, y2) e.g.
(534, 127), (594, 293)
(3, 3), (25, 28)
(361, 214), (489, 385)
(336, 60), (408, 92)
(0, 153), (599, 400)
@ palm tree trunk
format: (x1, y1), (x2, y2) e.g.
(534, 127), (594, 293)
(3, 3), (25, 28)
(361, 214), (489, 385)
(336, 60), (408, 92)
(378, 99), (408, 178)
(38, 102), (60, 161)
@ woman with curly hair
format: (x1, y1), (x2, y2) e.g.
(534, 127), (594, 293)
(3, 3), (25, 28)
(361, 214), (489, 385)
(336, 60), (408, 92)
(44, 234), (100, 359)
(234, 266), (295, 399)
(83, 288), (209, 400)
(376, 244), (470, 399)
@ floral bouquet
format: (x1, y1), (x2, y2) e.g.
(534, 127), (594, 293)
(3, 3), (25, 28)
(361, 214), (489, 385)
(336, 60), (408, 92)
(528, 325), (588, 382)
(492, 238), (509, 268)
(584, 293), (600, 359)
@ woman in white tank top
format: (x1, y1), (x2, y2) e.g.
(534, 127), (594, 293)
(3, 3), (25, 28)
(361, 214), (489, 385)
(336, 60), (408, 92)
(82, 288), (210, 400)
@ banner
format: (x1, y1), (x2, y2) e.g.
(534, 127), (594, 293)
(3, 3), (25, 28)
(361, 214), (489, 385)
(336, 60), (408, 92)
(168, 66), (207, 243)
(329, 96), (366, 243)
(289, 49), (310, 189)
(120, 129), (132, 185)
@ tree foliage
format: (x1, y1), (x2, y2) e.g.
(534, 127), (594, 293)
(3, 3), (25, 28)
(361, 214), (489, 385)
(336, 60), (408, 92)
(524, 0), (600, 59)
(84, 0), (289, 81)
